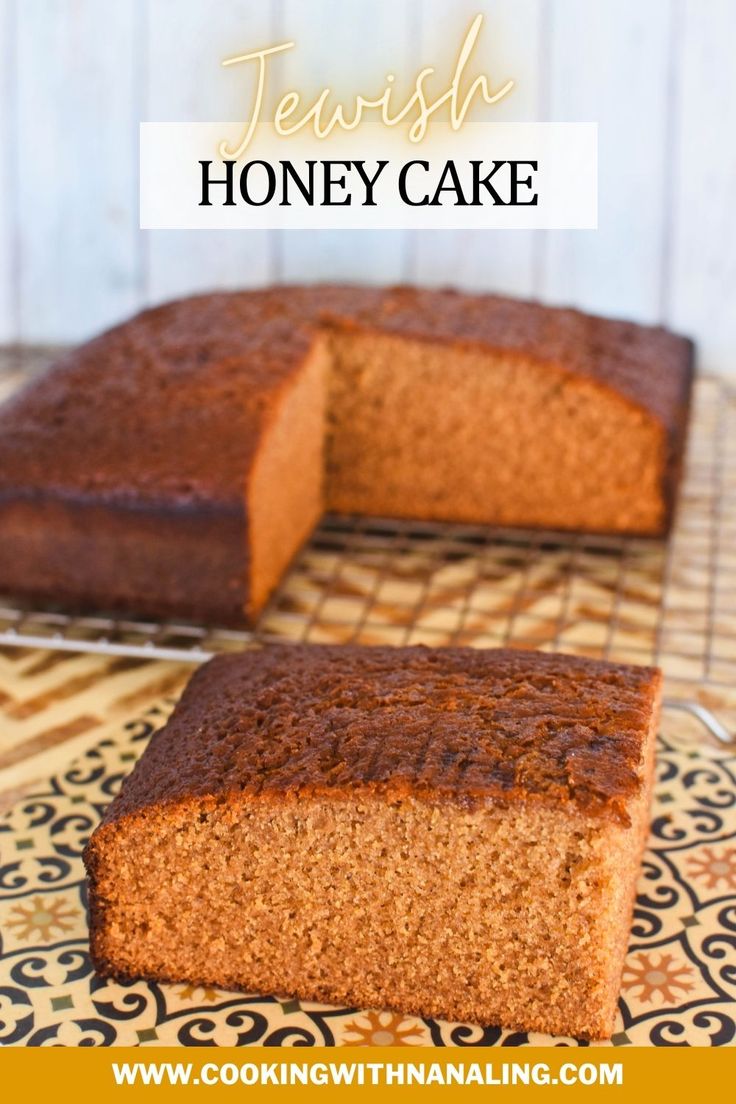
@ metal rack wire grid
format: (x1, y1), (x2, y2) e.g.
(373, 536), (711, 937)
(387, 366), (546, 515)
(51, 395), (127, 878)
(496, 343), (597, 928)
(0, 350), (734, 693)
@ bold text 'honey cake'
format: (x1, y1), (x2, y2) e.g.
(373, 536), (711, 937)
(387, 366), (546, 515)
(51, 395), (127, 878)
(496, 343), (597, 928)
(84, 645), (660, 1039)
(0, 286), (693, 624)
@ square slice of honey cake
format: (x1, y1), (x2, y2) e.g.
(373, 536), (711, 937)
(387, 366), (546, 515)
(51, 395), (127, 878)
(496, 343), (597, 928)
(84, 644), (659, 1039)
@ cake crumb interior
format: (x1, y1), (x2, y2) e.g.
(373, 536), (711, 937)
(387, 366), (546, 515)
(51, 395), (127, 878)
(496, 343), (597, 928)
(90, 783), (648, 1039)
(324, 330), (666, 534)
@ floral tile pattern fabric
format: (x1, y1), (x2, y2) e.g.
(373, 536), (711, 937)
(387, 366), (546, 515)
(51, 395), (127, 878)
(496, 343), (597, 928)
(0, 703), (734, 1047)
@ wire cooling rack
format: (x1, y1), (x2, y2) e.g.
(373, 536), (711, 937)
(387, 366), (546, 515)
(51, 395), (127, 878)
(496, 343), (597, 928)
(0, 351), (734, 697)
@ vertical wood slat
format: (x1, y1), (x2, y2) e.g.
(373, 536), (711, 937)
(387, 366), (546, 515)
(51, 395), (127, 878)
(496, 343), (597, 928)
(539, 0), (673, 324)
(408, 0), (544, 297)
(144, 0), (276, 304)
(0, 0), (16, 341)
(15, 0), (143, 343)
(275, 0), (414, 284)
(667, 0), (736, 372)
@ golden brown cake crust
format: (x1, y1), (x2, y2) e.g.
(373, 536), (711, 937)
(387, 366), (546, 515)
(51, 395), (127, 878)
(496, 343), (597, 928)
(0, 285), (693, 508)
(100, 644), (661, 828)
(0, 294), (315, 507)
(320, 285), (694, 432)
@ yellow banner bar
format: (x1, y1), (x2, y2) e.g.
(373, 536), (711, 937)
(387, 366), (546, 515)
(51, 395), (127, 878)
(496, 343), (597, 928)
(2, 1045), (733, 1102)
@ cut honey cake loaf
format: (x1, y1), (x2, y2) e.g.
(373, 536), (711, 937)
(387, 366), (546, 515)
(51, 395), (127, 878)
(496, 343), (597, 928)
(322, 291), (693, 534)
(0, 294), (329, 624)
(84, 644), (660, 1039)
(0, 286), (693, 624)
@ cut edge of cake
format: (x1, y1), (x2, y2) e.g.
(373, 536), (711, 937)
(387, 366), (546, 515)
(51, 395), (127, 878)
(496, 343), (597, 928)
(324, 325), (694, 536)
(245, 336), (328, 619)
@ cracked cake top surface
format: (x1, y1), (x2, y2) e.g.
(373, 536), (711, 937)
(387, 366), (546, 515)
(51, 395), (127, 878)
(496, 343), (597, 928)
(102, 644), (661, 827)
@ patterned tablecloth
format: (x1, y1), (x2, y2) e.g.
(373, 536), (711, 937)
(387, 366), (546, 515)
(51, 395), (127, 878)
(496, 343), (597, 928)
(0, 660), (734, 1048)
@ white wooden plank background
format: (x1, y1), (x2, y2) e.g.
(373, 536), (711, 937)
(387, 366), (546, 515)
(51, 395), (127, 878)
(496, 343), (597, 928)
(540, 0), (673, 324)
(15, 0), (142, 343)
(667, 0), (736, 376)
(409, 0), (544, 297)
(1, 0), (735, 376)
(0, 0), (16, 342)
(275, 0), (415, 285)
(145, 0), (276, 304)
